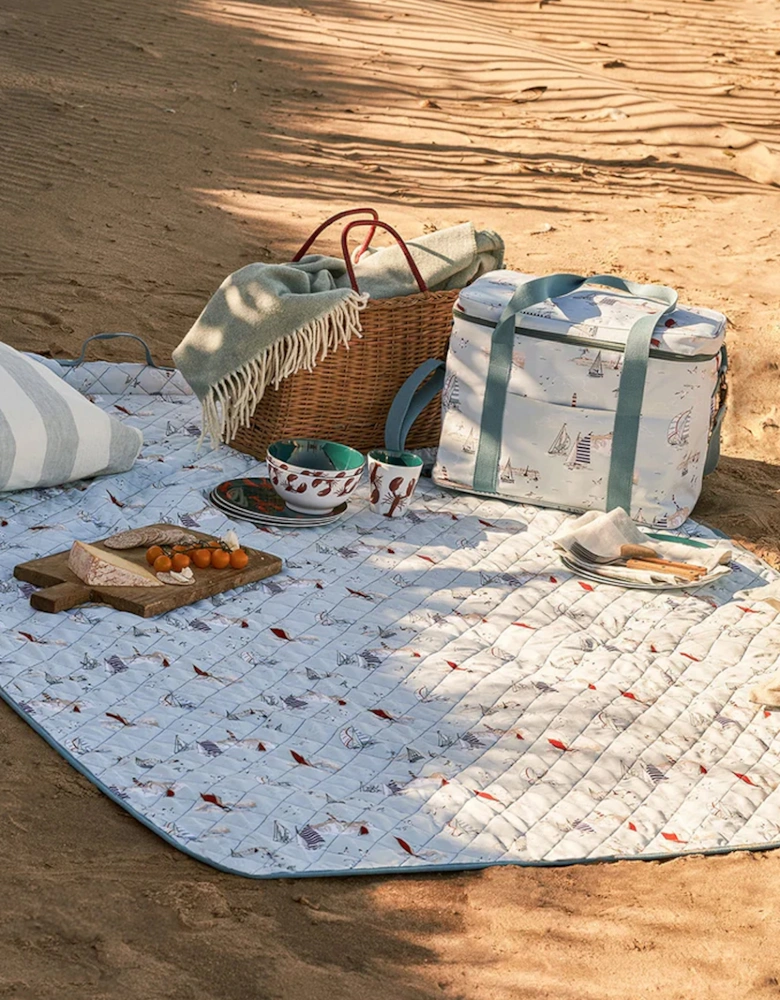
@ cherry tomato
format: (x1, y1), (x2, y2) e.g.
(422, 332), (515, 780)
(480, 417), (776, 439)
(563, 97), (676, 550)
(192, 548), (212, 569)
(171, 553), (191, 572)
(210, 548), (231, 570)
(229, 549), (249, 570)
(153, 554), (173, 573)
(146, 545), (164, 566)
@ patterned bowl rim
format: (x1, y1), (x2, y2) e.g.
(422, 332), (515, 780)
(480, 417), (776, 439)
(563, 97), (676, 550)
(267, 439), (365, 479)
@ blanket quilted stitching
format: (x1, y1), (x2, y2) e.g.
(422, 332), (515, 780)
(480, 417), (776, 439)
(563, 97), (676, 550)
(1, 363), (779, 878)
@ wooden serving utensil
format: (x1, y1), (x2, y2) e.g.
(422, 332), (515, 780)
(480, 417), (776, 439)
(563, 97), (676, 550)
(619, 545), (708, 578)
(619, 544), (662, 560)
(625, 559), (706, 580)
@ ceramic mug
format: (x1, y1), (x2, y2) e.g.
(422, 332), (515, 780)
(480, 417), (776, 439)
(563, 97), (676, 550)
(367, 450), (423, 518)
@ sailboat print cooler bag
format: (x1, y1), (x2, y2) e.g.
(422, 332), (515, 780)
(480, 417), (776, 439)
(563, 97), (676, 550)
(429, 271), (727, 529)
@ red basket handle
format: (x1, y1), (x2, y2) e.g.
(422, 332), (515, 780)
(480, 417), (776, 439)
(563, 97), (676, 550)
(341, 219), (428, 294)
(291, 207), (379, 262)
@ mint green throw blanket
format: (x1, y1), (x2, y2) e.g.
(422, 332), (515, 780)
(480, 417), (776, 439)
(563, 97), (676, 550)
(172, 223), (504, 444)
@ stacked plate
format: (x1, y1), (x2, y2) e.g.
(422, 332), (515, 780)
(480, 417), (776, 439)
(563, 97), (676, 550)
(558, 533), (721, 591)
(559, 555), (704, 591)
(208, 478), (348, 528)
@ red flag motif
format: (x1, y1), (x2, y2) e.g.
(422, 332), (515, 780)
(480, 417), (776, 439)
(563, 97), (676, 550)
(473, 789), (501, 803)
(200, 792), (228, 809)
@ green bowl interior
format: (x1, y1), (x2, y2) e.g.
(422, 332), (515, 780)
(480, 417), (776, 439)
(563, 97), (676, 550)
(368, 449), (423, 469)
(268, 438), (365, 473)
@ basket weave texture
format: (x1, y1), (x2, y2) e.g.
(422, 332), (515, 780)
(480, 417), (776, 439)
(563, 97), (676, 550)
(229, 287), (456, 458)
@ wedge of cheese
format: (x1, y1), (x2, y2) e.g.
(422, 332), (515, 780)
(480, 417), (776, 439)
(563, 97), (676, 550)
(68, 540), (164, 587)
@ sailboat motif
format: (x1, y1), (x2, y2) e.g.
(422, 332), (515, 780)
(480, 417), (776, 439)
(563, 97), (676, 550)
(297, 825), (326, 850)
(588, 351), (604, 378)
(162, 691), (197, 710)
(566, 432), (592, 468)
(667, 409), (691, 447)
(273, 820), (292, 844)
(548, 423), (571, 456)
(462, 428), (477, 455)
(652, 495), (689, 529)
(442, 374), (461, 412)
(340, 726), (375, 750)
(500, 458), (515, 484)
(677, 450), (701, 477)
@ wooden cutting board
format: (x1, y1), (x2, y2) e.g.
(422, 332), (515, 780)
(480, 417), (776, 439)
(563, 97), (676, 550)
(14, 524), (283, 618)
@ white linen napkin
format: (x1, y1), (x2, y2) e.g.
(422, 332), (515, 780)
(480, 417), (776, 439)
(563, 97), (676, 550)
(551, 508), (732, 587)
(750, 666), (780, 708)
(734, 579), (780, 611)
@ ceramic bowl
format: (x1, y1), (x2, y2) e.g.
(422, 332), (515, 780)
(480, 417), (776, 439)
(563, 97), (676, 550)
(266, 438), (365, 513)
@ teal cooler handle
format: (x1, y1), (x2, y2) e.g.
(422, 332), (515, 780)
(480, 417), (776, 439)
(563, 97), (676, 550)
(473, 273), (678, 514)
(385, 359), (445, 453)
(704, 345), (728, 477)
(60, 333), (160, 369)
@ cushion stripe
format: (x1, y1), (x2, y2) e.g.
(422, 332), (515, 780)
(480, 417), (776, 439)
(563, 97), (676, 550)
(27, 355), (142, 478)
(0, 344), (80, 488)
(0, 359), (48, 489)
(0, 402), (17, 491)
(0, 343), (143, 493)
(106, 413), (144, 476)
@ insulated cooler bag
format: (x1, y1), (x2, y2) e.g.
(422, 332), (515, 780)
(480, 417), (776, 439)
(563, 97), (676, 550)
(386, 271), (727, 529)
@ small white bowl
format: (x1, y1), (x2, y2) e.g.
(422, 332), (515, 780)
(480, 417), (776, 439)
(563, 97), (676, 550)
(266, 438), (365, 514)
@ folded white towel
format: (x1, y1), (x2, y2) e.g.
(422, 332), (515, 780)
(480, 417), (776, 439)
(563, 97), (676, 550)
(552, 508), (732, 587)
(734, 579), (780, 611)
(750, 670), (780, 708)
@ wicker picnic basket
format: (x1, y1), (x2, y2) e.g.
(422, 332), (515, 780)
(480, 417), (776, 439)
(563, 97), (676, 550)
(228, 209), (457, 459)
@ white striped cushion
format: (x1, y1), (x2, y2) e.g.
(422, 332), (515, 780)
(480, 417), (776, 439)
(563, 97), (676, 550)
(0, 343), (142, 491)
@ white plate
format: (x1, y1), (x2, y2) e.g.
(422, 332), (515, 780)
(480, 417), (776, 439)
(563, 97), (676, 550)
(208, 491), (347, 528)
(559, 555), (713, 591)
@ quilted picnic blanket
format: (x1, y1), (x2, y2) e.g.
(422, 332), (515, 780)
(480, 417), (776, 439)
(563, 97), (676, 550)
(2, 361), (780, 879)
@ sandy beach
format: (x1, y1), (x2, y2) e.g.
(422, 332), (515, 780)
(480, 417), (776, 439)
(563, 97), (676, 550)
(1, 0), (780, 996)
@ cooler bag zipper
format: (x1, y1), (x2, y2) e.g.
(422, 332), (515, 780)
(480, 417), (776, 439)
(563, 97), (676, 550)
(452, 307), (720, 365)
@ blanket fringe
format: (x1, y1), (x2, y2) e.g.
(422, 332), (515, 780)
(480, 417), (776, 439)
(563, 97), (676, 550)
(200, 292), (368, 447)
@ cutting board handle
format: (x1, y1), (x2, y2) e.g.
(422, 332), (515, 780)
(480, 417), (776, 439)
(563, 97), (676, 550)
(31, 581), (92, 614)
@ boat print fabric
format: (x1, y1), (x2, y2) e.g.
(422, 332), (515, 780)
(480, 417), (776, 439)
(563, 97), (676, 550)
(434, 271), (727, 528)
(2, 362), (780, 879)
